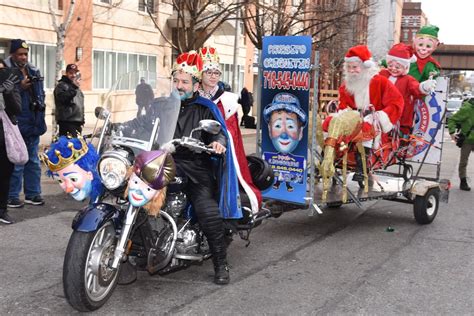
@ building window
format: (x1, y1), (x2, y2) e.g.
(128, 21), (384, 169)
(139, 0), (156, 13)
(28, 43), (56, 89)
(93, 50), (157, 90)
(100, 0), (111, 3)
(219, 63), (244, 92)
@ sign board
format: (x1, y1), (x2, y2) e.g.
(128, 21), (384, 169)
(260, 36), (312, 204)
(406, 76), (447, 164)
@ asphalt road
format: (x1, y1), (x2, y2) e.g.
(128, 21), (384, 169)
(0, 130), (472, 315)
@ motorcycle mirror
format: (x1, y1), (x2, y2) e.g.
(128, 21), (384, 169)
(95, 107), (110, 120)
(199, 120), (221, 135)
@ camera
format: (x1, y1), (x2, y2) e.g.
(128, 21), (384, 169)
(28, 75), (44, 83)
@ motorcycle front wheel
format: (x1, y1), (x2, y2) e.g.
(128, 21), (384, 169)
(63, 221), (120, 312)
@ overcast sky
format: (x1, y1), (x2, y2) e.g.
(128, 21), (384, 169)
(419, 0), (473, 45)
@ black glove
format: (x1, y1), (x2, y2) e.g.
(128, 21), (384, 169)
(0, 73), (19, 93)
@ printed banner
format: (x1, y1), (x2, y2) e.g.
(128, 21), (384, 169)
(406, 76), (447, 164)
(260, 36), (312, 204)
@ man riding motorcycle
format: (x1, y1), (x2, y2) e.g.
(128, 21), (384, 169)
(116, 51), (241, 285)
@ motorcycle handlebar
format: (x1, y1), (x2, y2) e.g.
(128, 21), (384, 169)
(170, 138), (222, 156)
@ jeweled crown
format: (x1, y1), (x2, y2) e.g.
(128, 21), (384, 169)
(41, 136), (89, 172)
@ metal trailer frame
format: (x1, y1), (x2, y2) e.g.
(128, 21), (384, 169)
(256, 50), (450, 224)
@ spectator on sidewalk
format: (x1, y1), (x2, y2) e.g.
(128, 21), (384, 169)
(238, 87), (253, 127)
(448, 97), (474, 191)
(54, 64), (84, 137)
(0, 59), (21, 224)
(135, 77), (154, 116)
(5, 39), (47, 208)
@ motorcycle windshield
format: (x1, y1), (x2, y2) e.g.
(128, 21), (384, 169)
(91, 72), (180, 153)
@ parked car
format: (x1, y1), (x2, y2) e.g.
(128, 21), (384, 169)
(445, 99), (463, 123)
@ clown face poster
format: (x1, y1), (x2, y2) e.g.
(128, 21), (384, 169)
(260, 36), (311, 204)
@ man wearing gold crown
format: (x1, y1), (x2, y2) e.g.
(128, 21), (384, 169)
(198, 46), (262, 215)
(170, 50), (242, 285)
(42, 136), (103, 203)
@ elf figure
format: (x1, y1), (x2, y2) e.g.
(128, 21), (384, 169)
(126, 150), (176, 216)
(409, 24), (441, 82)
(379, 43), (437, 136)
(42, 136), (103, 204)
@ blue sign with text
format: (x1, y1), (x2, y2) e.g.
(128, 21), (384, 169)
(260, 36), (312, 204)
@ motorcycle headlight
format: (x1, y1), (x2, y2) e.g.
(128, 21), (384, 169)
(98, 149), (132, 190)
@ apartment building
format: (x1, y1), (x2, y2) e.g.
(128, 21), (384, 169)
(400, 1), (428, 44)
(0, 0), (247, 138)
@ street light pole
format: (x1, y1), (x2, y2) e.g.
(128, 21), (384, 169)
(231, 10), (240, 93)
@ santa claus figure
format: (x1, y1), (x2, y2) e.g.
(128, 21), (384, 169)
(328, 45), (404, 149)
(409, 24), (441, 82)
(380, 43), (437, 136)
(197, 46), (262, 214)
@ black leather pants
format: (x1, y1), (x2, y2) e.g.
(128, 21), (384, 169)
(185, 179), (227, 265)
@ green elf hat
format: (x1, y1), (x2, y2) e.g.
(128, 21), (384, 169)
(416, 25), (439, 40)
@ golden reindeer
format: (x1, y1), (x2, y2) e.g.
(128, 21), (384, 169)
(319, 110), (371, 203)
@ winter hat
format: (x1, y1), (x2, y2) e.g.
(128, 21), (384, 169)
(386, 43), (417, 68)
(263, 92), (307, 127)
(66, 64), (79, 73)
(132, 150), (176, 191)
(416, 25), (439, 40)
(199, 46), (221, 72)
(344, 45), (375, 68)
(172, 51), (203, 80)
(9, 39), (28, 54)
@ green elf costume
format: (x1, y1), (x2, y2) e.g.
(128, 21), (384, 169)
(409, 25), (441, 82)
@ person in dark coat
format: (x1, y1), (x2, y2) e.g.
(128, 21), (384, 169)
(54, 63), (85, 137)
(135, 77), (154, 116)
(0, 59), (22, 224)
(238, 87), (252, 126)
(5, 39), (47, 208)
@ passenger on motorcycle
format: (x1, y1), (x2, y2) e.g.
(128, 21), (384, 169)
(197, 46), (262, 214)
(170, 50), (240, 285)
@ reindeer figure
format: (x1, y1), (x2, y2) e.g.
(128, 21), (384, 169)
(319, 110), (370, 203)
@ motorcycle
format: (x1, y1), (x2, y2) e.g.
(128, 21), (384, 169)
(62, 78), (272, 312)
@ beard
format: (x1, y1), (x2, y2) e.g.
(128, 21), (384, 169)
(343, 65), (379, 110)
(344, 65), (378, 95)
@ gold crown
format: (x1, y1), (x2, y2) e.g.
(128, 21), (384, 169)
(199, 46), (220, 72)
(41, 136), (89, 172)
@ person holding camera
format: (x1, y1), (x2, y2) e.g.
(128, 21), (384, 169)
(448, 97), (474, 191)
(54, 64), (84, 137)
(4, 39), (47, 208)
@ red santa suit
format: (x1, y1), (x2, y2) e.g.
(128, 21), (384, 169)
(379, 69), (425, 135)
(338, 74), (404, 135)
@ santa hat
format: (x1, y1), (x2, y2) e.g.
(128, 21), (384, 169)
(172, 51), (203, 80)
(199, 46), (221, 72)
(386, 43), (417, 68)
(344, 45), (375, 68)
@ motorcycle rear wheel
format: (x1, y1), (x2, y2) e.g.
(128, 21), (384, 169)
(63, 221), (120, 312)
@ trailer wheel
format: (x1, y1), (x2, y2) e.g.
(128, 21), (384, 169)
(413, 188), (439, 224)
(403, 164), (413, 181)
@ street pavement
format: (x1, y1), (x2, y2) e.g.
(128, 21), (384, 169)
(0, 128), (473, 315)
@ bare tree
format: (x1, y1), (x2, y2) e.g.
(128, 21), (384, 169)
(241, 0), (372, 50)
(145, 0), (245, 53)
(48, 0), (76, 82)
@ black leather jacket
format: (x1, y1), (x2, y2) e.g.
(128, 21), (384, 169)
(54, 76), (85, 124)
(0, 88), (22, 147)
(172, 93), (226, 184)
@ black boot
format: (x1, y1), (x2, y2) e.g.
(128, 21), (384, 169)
(213, 257), (230, 285)
(460, 178), (471, 191)
(211, 242), (230, 285)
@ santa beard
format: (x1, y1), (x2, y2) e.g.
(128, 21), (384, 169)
(343, 65), (379, 110)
